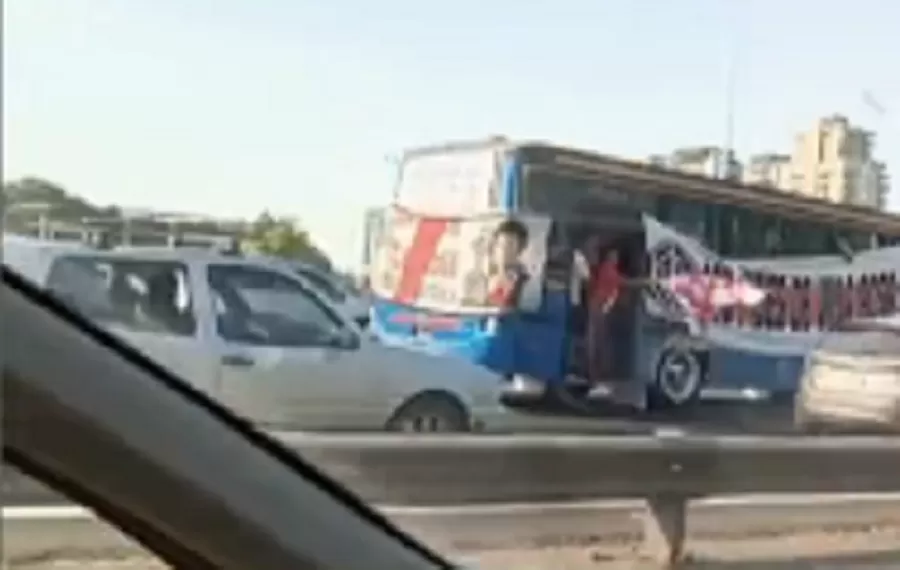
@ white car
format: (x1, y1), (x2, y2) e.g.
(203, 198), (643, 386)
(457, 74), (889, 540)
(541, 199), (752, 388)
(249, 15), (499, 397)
(795, 317), (900, 434)
(3, 236), (512, 433)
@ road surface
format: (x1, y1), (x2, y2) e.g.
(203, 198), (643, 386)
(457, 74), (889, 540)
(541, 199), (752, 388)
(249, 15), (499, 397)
(7, 495), (900, 569)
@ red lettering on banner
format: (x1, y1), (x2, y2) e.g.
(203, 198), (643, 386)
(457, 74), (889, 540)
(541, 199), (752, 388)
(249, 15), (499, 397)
(809, 282), (821, 330)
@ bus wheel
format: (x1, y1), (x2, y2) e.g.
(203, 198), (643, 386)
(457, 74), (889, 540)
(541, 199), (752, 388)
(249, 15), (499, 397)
(651, 348), (705, 408)
(386, 392), (471, 433)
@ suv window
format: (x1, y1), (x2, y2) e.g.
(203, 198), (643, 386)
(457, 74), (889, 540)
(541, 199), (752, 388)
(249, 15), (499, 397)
(294, 266), (346, 302)
(46, 256), (197, 337)
(208, 264), (344, 347)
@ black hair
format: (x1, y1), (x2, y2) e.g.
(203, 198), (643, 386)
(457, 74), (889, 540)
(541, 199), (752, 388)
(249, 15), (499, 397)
(492, 218), (529, 250)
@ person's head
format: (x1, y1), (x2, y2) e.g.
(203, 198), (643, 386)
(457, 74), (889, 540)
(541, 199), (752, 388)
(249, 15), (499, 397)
(584, 235), (607, 262)
(603, 248), (619, 265)
(147, 271), (179, 307)
(490, 219), (529, 267)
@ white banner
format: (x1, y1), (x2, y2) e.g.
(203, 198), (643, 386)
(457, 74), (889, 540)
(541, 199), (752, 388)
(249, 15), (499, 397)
(642, 214), (767, 334)
(641, 214), (899, 353)
(395, 147), (501, 216)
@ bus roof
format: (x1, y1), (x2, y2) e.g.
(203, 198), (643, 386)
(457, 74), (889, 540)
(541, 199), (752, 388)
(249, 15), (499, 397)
(399, 137), (900, 236)
(515, 141), (900, 235)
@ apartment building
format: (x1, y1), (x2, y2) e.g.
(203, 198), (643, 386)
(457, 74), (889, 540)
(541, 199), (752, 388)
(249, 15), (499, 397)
(789, 114), (888, 209)
(653, 116), (890, 210)
(743, 153), (793, 190)
(650, 146), (743, 179)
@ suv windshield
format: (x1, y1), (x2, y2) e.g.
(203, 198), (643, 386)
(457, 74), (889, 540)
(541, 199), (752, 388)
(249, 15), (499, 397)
(294, 266), (347, 303)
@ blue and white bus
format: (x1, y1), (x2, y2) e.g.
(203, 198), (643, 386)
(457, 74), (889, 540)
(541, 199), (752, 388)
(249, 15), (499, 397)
(369, 138), (900, 413)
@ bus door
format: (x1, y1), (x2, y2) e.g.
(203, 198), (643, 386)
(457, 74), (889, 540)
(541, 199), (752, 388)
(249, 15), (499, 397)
(559, 215), (645, 386)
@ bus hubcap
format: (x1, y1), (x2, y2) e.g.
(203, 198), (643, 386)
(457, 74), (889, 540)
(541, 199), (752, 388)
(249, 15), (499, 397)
(659, 351), (701, 404)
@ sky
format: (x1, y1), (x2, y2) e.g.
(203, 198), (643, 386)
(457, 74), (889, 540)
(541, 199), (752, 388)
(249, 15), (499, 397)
(4, 0), (900, 269)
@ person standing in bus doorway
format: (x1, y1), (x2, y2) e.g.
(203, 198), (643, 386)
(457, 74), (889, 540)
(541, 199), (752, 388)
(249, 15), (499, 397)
(567, 239), (593, 376)
(486, 219), (531, 308)
(587, 247), (624, 392)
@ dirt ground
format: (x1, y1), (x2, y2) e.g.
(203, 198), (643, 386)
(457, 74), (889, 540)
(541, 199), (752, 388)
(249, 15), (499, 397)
(8, 526), (900, 569)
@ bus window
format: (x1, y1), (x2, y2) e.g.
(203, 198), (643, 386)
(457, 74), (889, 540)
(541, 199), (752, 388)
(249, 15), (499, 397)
(521, 168), (652, 222)
(657, 197), (707, 244)
(781, 221), (830, 255)
(713, 205), (739, 256)
(837, 229), (873, 252)
(726, 207), (762, 257)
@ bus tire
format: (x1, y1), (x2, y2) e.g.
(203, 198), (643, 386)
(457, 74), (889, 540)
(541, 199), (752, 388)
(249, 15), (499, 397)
(650, 348), (705, 409)
(386, 391), (471, 433)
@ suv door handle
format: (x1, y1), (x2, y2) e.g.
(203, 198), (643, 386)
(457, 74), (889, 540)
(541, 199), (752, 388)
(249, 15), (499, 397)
(221, 354), (255, 367)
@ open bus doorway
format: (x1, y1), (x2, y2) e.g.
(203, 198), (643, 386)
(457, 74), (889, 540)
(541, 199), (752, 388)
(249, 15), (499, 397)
(559, 216), (646, 404)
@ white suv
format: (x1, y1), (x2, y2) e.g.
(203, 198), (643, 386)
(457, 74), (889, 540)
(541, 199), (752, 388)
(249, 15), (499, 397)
(4, 236), (512, 433)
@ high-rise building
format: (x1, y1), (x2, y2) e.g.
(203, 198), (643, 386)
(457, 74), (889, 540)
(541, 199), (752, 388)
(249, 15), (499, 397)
(669, 146), (743, 179)
(648, 146), (742, 180)
(789, 115), (889, 209)
(743, 154), (793, 190)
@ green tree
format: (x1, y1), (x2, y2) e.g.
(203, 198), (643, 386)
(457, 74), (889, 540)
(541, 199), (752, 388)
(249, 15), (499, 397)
(3, 177), (119, 223)
(242, 211), (331, 270)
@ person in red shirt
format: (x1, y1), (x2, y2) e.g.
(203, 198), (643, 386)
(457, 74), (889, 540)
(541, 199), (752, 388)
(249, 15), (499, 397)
(587, 248), (624, 384)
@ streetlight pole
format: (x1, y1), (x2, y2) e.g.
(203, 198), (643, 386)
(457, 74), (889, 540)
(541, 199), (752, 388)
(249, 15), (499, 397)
(720, 31), (739, 181)
(861, 90), (890, 211)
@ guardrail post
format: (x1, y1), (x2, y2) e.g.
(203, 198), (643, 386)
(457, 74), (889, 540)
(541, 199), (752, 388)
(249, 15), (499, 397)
(641, 493), (688, 568)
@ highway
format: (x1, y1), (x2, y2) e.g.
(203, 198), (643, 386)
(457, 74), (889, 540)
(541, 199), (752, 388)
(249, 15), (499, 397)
(6, 496), (900, 568)
(6, 459), (900, 570)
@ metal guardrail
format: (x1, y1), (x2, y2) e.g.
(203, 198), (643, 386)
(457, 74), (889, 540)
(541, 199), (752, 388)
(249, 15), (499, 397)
(282, 433), (900, 566)
(6, 433), (900, 567)
(278, 433), (900, 503)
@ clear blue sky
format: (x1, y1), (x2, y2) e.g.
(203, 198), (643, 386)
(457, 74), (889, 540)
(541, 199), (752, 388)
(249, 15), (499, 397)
(5, 0), (899, 268)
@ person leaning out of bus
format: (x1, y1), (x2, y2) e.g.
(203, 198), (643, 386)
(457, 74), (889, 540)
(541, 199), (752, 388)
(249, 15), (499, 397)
(485, 218), (531, 308)
(587, 247), (624, 389)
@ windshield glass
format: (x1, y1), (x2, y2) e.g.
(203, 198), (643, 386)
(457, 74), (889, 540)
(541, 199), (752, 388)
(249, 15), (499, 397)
(5, 2), (900, 569)
(294, 265), (347, 302)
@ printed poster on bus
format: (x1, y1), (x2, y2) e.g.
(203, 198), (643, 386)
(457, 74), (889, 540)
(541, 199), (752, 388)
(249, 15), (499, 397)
(370, 206), (550, 314)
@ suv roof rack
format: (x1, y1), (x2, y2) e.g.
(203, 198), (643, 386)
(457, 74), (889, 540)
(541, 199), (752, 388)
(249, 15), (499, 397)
(5, 215), (243, 253)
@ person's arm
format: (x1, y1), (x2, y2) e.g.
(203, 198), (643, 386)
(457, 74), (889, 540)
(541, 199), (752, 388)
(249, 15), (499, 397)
(601, 298), (616, 314)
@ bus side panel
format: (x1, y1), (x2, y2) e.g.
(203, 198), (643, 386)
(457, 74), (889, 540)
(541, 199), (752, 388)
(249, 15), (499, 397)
(502, 288), (569, 385)
(707, 347), (806, 396)
(369, 299), (500, 366)
(634, 308), (807, 399)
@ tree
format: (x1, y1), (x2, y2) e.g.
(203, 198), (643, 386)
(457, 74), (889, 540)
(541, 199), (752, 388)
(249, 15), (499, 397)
(3, 177), (120, 222)
(242, 211), (331, 270)
(2, 177), (333, 271)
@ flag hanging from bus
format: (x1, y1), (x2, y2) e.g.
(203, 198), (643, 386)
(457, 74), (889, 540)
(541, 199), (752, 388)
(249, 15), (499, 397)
(370, 205), (551, 314)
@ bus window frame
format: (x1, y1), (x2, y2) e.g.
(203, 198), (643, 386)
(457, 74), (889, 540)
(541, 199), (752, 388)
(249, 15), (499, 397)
(515, 159), (892, 259)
